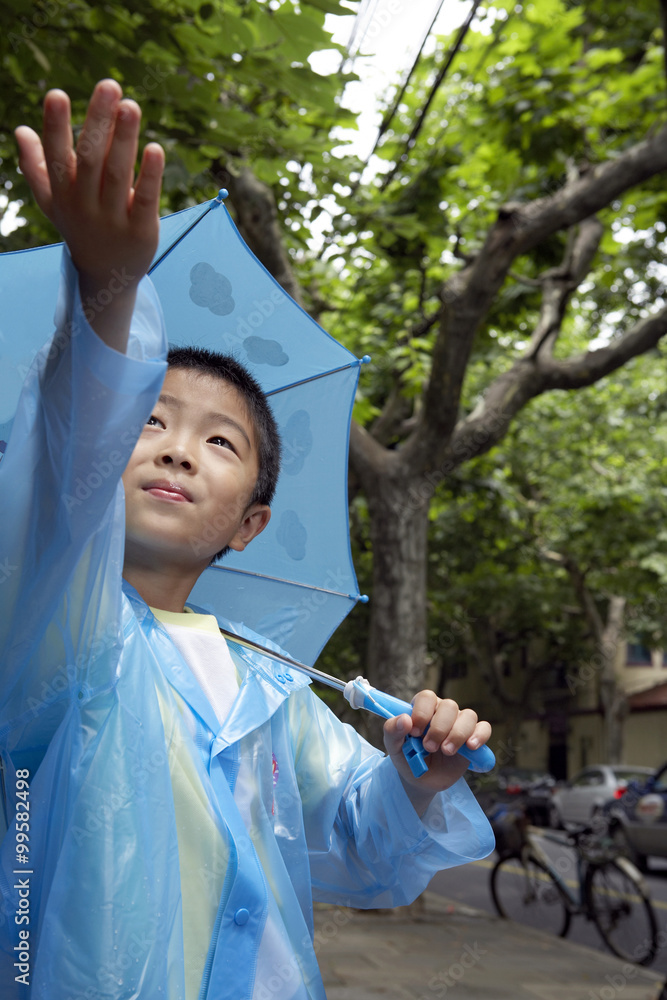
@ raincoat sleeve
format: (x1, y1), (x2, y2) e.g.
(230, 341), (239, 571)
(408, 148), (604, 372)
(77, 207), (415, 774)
(0, 248), (167, 774)
(0, 253), (187, 1000)
(289, 686), (494, 908)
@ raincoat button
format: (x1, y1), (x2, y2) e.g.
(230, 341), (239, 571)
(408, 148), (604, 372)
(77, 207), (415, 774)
(234, 907), (250, 925)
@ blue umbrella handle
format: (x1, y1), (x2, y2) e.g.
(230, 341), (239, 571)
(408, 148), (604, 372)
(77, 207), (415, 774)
(344, 680), (496, 779)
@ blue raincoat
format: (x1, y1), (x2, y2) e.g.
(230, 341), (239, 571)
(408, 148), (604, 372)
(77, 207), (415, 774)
(0, 253), (494, 1000)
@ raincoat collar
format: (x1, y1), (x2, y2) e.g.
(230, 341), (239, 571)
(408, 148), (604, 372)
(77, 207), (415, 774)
(122, 581), (311, 751)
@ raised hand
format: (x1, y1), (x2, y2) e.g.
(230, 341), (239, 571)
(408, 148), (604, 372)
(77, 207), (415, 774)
(15, 79), (165, 351)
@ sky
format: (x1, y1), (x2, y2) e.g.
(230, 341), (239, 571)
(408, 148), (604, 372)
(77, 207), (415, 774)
(300, 0), (472, 249)
(311, 0), (470, 163)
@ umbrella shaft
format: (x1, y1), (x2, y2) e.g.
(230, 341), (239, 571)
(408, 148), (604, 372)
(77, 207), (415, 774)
(220, 628), (347, 693)
(221, 629), (496, 775)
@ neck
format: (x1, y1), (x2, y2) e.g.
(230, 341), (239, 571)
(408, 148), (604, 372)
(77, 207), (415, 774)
(123, 551), (207, 613)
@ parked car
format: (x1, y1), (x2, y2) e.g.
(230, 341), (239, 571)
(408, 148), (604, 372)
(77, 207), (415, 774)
(549, 764), (654, 829)
(467, 766), (556, 826)
(604, 762), (667, 871)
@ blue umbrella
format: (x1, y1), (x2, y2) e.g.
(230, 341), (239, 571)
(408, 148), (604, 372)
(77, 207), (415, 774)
(0, 191), (493, 775)
(1, 190), (366, 666)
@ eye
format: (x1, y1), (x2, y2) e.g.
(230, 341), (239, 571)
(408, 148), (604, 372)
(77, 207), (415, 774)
(146, 414), (164, 428)
(209, 435), (236, 453)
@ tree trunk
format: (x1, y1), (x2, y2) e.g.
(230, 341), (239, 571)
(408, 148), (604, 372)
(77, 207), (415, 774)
(598, 595), (627, 764)
(213, 165), (305, 307)
(563, 563), (629, 764)
(364, 475), (430, 702)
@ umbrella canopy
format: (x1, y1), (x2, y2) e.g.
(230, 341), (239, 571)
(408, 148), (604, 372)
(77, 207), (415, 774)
(0, 191), (368, 665)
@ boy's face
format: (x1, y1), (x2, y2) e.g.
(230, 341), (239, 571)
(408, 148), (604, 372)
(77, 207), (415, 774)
(122, 368), (271, 570)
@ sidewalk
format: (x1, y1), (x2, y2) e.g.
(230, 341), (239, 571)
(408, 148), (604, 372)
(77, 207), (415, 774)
(313, 892), (665, 1000)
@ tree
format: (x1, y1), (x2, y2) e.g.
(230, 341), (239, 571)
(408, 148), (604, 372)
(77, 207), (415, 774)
(4, 0), (667, 717)
(423, 352), (667, 763)
(310, 0), (667, 704)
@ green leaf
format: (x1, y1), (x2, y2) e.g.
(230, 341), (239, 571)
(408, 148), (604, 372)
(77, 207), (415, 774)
(585, 46), (626, 70)
(304, 0), (352, 14)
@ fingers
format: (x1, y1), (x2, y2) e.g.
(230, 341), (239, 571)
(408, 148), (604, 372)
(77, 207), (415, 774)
(409, 690), (439, 737)
(40, 88), (76, 198)
(409, 692), (488, 756)
(383, 713), (414, 757)
(75, 80), (122, 208)
(15, 87), (76, 221)
(100, 99), (142, 215)
(467, 719), (492, 750)
(131, 141), (165, 229)
(15, 126), (53, 217)
(385, 692), (492, 795)
(16, 81), (139, 223)
(63, 81), (145, 218)
(71, 83), (163, 224)
(21, 79), (164, 232)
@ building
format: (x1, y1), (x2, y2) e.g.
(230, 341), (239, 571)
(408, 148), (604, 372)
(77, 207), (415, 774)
(443, 640), (667, 779)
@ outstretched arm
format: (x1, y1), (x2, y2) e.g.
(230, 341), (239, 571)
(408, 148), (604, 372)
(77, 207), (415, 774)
(383, 693), (492, 815)
(15, 79), (164, 353)
(290, 685), (494, 909)
(1, 80), (168, 755)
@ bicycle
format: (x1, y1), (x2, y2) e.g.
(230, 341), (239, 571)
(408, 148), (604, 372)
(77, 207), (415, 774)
(489, 805), (659, 966)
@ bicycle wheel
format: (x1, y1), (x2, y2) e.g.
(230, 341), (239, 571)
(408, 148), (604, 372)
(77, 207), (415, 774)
(585, 859), (658, 965)
(491, 853), (571, 937)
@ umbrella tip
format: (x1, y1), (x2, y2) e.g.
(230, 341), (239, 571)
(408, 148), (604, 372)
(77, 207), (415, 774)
(216, 188), (229, 202)
(357, 594), (369, 604)
(360, 355), (371, 364)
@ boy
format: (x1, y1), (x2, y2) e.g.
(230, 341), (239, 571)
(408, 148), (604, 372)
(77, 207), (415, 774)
(0, 81), (493, 1000)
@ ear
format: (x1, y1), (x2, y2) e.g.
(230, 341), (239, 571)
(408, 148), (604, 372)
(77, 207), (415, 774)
(228, 504), (271, 552)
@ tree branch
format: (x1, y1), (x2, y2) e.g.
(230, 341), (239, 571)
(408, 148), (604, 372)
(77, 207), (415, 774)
(349, 420), (401, 489)
(399, 122), (667, 475)
(409, 305), (445, 339)
(563, 557), (604, 640)
(509, 270), (542, 288)
(431, 299), (667, 479)
(539, 303), (667, 389)
(213, 164), (305, 307)
(369, 383), (413, 447)
(360, 305), (443, 447)
(524, 216), (603, 359)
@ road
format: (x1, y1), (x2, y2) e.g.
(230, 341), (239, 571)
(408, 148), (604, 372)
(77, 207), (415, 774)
(428, 831), (667, 977)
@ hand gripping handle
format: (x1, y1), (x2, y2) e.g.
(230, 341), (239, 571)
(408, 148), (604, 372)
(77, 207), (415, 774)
(343, 678), (496, 779)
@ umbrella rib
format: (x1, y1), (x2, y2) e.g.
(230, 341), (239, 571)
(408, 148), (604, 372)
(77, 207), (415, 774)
(209, 564), (357, 599)
(264, 361), (362, 397)
(148, 198), (221, 275)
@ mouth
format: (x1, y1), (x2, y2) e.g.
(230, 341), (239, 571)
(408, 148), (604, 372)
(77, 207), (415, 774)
(142, 480), (193, 503)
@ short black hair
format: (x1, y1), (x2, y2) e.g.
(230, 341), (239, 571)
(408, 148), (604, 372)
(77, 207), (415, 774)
(166, 346), (281, 560)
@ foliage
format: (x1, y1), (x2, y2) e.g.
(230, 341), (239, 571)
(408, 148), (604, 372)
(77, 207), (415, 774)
(0, 0), (358, 249)
(425, 344), (667, 718)
(303, 0), (667, 431)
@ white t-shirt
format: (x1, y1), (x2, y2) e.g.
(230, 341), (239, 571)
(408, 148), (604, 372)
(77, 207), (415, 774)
(152, 606), (239, 726)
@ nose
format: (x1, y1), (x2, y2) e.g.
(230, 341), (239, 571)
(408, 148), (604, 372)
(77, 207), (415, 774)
(158, 441), (197, 472)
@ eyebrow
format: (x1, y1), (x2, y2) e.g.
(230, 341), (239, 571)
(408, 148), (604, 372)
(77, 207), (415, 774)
(157, 393), (252, 450)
